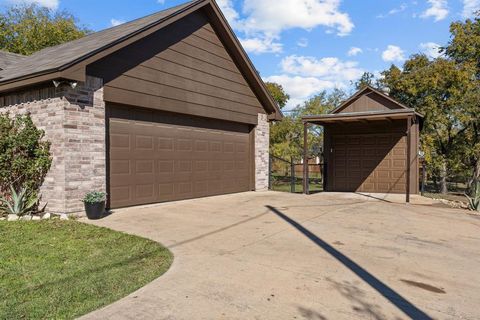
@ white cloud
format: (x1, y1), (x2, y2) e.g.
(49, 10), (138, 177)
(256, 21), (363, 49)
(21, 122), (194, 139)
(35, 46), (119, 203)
(297, 38), (309, 47)
(265, 54), (364, 109)
(264, 75), (338, 109)
(382, 45), (406, 62)
(280, 55), (363, 81)
(377, 3), (408, 18)
(419, 42), (442, 58)
(110, 19), (125, 27)
(239, 36), (283, 54)
(420, 0), (448, 21)
(462, 0), (480, 18)
(216, 0), (241, 26)
(217, 0), (354, 54)
(240, 0), (354, 37)
(347, 47), (362, 56)
(7, 0), (59, 9)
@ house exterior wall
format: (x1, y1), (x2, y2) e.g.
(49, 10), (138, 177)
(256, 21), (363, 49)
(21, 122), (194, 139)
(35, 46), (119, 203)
(0, 76), (106, 213)
(88, 10), (263, 125)
(0, 87), (67, 212)
(255, 113), (269, 191)
(0, 76), (271, 211)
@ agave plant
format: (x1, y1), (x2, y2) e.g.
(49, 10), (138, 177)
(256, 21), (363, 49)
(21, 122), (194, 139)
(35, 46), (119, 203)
(0, 186), (39, 216)
(465, 181), (480, 212)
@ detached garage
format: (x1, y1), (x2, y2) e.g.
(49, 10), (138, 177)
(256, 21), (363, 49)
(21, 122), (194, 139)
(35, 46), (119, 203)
(303, 86), (423, 201)
(0, 0), (281, 213)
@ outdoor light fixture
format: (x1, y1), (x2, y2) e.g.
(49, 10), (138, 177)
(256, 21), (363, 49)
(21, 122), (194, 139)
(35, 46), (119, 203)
(52, 80), (78, 89)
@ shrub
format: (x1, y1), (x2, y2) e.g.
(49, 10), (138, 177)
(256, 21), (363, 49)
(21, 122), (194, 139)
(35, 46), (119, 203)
(82, 191), (106, 204)
(0, 113), (52, 201)
(465, 181), (480, 212)
(0, 186), (40, 216)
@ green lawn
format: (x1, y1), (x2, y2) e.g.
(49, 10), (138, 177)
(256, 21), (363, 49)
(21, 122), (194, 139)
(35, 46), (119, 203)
(0, 220), (173, 319)
(271, 180), (324, 193)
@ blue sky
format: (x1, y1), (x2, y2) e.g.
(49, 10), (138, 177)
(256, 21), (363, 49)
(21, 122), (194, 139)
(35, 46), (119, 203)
(2, 0), (479, 109)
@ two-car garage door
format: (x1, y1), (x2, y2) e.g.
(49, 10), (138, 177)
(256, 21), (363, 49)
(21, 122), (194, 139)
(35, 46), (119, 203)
(108, 104), (252, 208)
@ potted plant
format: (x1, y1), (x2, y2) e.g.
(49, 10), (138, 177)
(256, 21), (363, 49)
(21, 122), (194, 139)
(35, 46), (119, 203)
(82, 191), (106, 220)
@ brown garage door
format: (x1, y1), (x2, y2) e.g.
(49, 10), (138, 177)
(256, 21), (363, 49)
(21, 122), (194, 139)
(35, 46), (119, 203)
(108, 104), (252, 208)
(332, 133), (407, 193)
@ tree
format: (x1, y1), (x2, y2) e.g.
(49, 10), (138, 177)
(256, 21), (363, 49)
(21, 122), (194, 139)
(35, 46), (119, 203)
(265, 82), (290, 109)
(0, 4), (89, 55)
(382, 54), (477, 194)
(444, 13), (480, 74)
(353, 72), (380, 91)
(268, 89), (347, 161)
(443, 12), (480, 189)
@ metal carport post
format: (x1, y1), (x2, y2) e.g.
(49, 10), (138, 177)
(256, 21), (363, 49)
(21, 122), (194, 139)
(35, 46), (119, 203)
(303, 121), (309, 195)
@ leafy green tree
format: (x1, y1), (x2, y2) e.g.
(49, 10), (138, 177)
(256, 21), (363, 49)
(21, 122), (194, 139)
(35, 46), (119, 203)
(443, 12), (480, 189)
(444, 13), (480, 74)
(0, 4), (89, 55)
(265, 82), (290, 109)
(353, 72), (380, 91)
(269, 89), (346, 161)
(382, 55), (476, 193)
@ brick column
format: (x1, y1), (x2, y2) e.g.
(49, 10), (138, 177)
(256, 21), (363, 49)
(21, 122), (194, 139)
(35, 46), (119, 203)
(62, 76), (106, 213)
(255, 113), (270, 191)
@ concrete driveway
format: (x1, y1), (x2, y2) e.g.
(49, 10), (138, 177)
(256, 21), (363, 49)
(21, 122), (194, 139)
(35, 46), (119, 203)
(81, 191), (480, 320)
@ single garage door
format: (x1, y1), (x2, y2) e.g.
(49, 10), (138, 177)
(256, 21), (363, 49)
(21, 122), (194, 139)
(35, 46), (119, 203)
(108, 104), (252, 208)
(332, 133), (407, 193)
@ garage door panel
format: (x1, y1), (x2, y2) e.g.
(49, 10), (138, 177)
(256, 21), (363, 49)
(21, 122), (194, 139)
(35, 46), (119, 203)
(110, 186), (132, 205)
(332, 132), (407, 193)
(108, 104), (251, 208)
(135, 184), (155, 200)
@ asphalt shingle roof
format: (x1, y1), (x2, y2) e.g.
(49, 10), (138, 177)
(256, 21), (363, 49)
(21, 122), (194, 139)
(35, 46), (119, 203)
(0, 0), (197, 82)
(0, 51), (27, 72)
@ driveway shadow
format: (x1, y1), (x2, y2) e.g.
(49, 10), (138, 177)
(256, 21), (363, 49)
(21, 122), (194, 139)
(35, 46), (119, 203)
(168, 210), (270, 249)
(266, 205), (432, 320)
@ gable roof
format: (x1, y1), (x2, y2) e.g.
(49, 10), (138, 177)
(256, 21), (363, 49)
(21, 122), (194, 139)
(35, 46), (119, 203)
(0, 0), (282, 120)
(0, 1), (196, 83)
(330, 85), (412, 114)
(0, 51), (27, 71)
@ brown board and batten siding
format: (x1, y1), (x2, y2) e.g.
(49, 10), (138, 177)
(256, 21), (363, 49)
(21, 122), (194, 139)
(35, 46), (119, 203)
(334, 91), (403, 114)
(87, 10), (263, 125)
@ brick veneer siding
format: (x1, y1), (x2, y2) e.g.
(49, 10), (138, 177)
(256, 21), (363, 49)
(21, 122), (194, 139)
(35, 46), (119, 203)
(255, 113), (270, 191)
(0, 76), (106, 213)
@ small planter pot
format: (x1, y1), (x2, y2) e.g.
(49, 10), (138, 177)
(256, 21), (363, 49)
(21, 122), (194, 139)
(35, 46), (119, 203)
(84, 201), (105, 220)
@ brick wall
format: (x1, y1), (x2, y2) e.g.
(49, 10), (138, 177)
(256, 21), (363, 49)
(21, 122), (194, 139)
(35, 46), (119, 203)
(255, 113), (270, 191)
(62, 77), (106, 212)
(0, 76), (106, 213)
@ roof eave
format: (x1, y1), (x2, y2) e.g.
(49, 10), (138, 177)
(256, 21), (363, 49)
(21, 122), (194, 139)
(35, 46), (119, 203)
(302, 109), (422, 124)
(0, 0), (208, 93)
(205, 0), (283, 120)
